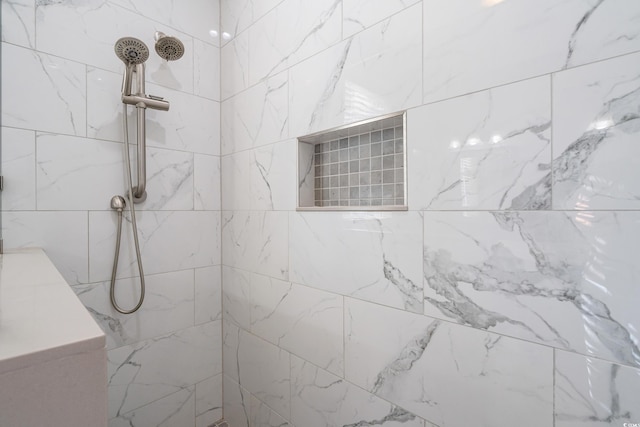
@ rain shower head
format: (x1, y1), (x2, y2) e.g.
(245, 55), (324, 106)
(154, 31), (184, 61)
(114, 37), (150, 64)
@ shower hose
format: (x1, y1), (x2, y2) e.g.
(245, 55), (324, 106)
(109, 104), (146, 314)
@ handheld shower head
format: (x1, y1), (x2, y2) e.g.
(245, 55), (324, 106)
(154, 31), (184, 61)
(114, 37), (149, 65)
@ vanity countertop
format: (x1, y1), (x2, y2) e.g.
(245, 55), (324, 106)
(0, 248), (105, 375)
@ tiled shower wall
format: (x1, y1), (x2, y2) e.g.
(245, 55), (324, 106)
(221, 1), (640, 426)
(1, 1), (222, 426)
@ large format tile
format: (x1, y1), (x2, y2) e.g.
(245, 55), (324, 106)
(1, 127), (36, 211)
(423, 211), (640, 368)
(223, 375), (251, 427)
(289, 4), (421, 137)
(221, 31), (249, 99)
(291, 355), (429, 427)
(345, 298), (553, 427)
(221, 0), (283, 43)
(194, 38), (221, 101)
(222, 211), (289, 280)
(290, 211), (423, 313)
(2, 43), (85, 136)
(110, 386), (195, 426)
(250, 395), (290, 427)
(222, 266), (252, 330)
(552, 52), (640, 209)
(409, 76), (551, 210)
(423, 0), (640, 103)
(108, 321), (221, 418)
(195, 266), (222, 325)
(555, 350), (640, 426)
(342, 0), (421, 38)
(1, 0), (35, 48)
(194, 154), (221, 211)
(195, 375), (223, 427)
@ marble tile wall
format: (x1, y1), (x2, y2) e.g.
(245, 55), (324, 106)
(1, 1), (222, 426)
(220, 1), (640, 426)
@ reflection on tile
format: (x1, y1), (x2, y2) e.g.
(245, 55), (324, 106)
(108, 321), (221, 418)
(221, 72), (288, 155)
(342, 0), (421, 38)
(196, 374), (223, 427)
(1, 127), (36, 210)
(345, 298), (553, 427)
(2, 43), (86, 136)
(110, 386), (195, 426)
(2, 0), (35, 48)
(289, 4), (421, 136)
(291, 355), (428, 427)
(555, 350), (640, 426)
(424, 211), (640, 367)
(552, 52), (640, 210)
(423, 0), (640, 104)
(290, 211), (423, 312)
(73, 270), (194, 350)
(195, 266), (222, 325)
(222, 211), (288, 280)
(409, 76), (551, 210)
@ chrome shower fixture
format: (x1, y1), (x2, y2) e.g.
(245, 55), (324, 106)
(154, 31), (185, 61)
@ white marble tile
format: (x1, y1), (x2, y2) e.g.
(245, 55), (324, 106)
(72, 270), (195, 350)
(248, 0), (342, 86)
(342, 0), (421, 38)
(222, 266), (252, 330)
(1, 127), (36, 210)
(195, 266), (222, 325)
(220, 72), (288, 155)
(555, 350), (640, 426)
(144, 146), (194, 210)
(222, 211), (289, 280)
(1, 43), (86, 136)
(1, 0), (35, 48)
(221, 151), (253, 211)
(552, 52), (640, 210)
(220, 0), (283, 44)
(223, 321), (243, 382)
(196, 374), (223, 427)
(110, 386), (195, 426)
(345, 298), (554, 427)
(223, 375), (251, 427)
(86, 67), (134, 143)
(290, 211), (423, 313)
(221, 31), (249, 99)
(194, 38), (221, 101)
(194, 154), (221, 211)
(2, 211), (88, 284)
(423, 211), (640, 368)
(250, 395), (290, 427)
(35, 1), (194, 92)
(250, 275), (344, 376)
(89, 210), (220, 282)
(297, 142), (315, 208)
(251, 140), (297, 211)
(423, 0), (640, 104)
(108, 321), (221, 418)
(408, 76), (551, 210)
(289, 4), (422, 137)
(110, 0), (220, 47)
(291, 355), (429, 427)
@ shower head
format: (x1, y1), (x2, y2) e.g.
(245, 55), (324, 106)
(114, 37), (150, 64)
(154, 31), (184, 61)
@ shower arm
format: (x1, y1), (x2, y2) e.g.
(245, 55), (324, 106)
(121, 63), (170, 203)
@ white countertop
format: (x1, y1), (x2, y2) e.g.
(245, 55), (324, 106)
(0, 248), (105, 375)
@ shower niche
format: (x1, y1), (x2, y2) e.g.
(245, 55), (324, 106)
(298, 112), (407, 211)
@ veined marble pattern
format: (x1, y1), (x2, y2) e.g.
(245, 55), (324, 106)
(1, 127), (36, 210)
(110, 386), (195, 427)
(108, 321), (221, 419)
(408, 76), (551, 210)
(196, 375), (223, 427)
(555, 350), (640, 426)
(289, 4), (421, 137)
(2, 43), (86, 136)
(342, 0), (420, 38)
(1, 0), (35, 48)
(195, 266), (223, 325)
(221, 72), (288, 155)
(223, 322), (291, 418)
(73, 270), (195, 350)
(221, 31), (250, 100)
(250, 274), (344, 376)
(248, 0), (342, 86)
(423, 0), (640, 104)
(223, 375), (251, 427)
(291, 355), (429, 427)
(222, 211), (289, 280)
(89, 210), (221, 282)
(423, 211), (640, 368)
(345, 298), (553, 427)
(194, 38), (221, 101)
(221, 0), (283, 44)
(222, 266), (252, 330)
(194, 154), (221, 211)
(290, 211), (423, 313)
(2, 211), (89, 284)
(250, 395), (290, 427)
(552, 52), (640, 209)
